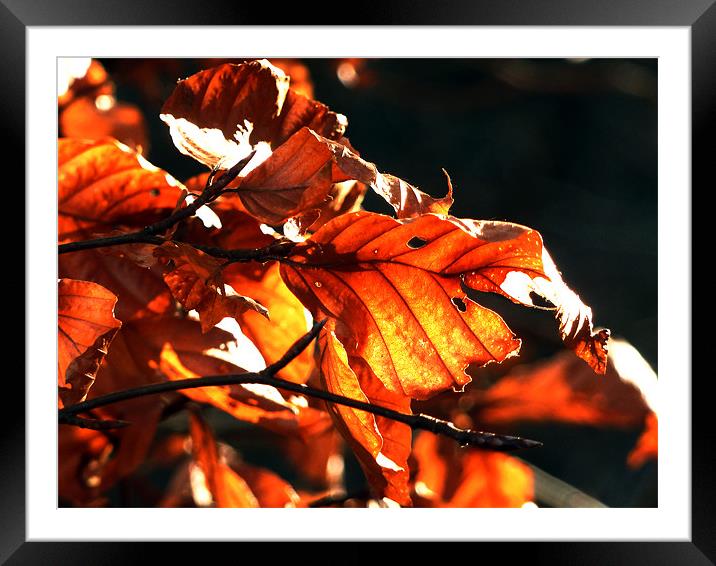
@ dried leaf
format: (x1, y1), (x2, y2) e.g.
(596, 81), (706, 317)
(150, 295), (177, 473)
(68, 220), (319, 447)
(281, 211), (525, 400)
(60, 97), (148, 153)
(58, 278), (121, 406)
(282, 211), (608, 407)
(155, 241), (268, 332)
(412, 432), (534, 507)
(232, 128), (451, 225)
(628, 412), (658, 469)
(159, 341), (330, 438)
(189, 412), (259, 508)
(58, 138), (183, 243)
(160, 60), (346, 169)
(319, 329), (411, 505)
(474, 349), (651, 428)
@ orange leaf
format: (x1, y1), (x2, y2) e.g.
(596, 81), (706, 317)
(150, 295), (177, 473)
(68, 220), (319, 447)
(60, 97), (148, 154)
(224, 262), (314, 384)
(281, 212), (525, 400)
(319, 329), (411, 506)
(188, 413), (259, 508)
(412, 433), (534, 508)
(281, 212), (608, 406)
(58, 138), (183, 244)
(628, 412), (658, 469)
(233, 462), (301, 508)
(474, 348), (651, 428)
(58, 278), (121, 407)
(233, 128), (452, 225)
(59, 249), (173, 322)
(160, 60), (346, 169)
(155, 241), (268, 332)
(159, 341), (330, 438)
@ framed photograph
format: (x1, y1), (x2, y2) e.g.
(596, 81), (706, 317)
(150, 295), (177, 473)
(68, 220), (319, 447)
(8, 0), (705, 562)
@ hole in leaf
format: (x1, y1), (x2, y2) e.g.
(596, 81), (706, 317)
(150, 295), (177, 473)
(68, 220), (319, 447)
(528, 291), (554, 309)
(150, 188), (160, 197)
(407, 236), (428, 249)
(451, 297), (467, 312)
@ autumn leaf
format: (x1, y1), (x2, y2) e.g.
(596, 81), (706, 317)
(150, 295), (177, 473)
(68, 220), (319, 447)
(159, 341), (331, 439)
(628, 412), (658, 469)
(473, 348), (651, 428)
(319, 329), (411, 506)
(59, 249), (173, 322)
(230, 128), (452, 225)
(188, 412), (259, 508)
(412, 432), (534, 507)
(160, 60), (346, 170)
(281, 212), (608, 407)
(234, 463), (301, 508)
(60, 97), (148, 153)
(58, 138), (184, 243)
(154, 241), (268, 333)
(457, 219), (609, 373)
(58, 278), (121, 407)
(58, 58), (110, 108)
(224, 262), (314, 384)
(58, 426), (112, 506)
(176, 186), (315, 383)
(281, 211), (523, 401)
(67, 318), (237, 495)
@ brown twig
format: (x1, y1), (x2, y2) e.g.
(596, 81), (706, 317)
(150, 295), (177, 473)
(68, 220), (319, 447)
(58, 322), (541, 451)
(58, 152), (254, 255)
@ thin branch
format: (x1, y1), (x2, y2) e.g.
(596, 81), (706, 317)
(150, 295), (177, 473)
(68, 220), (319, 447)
(58, 323), (541, 451)
(58, 152), (254, 256)
(58, 413), (130, 430)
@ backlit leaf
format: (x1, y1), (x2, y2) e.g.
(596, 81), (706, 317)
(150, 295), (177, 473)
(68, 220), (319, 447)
(474, 348), (651, 428)
(188, 412), (259, 508)
(412, 432), (534, 507)
(282, 212), (608, 407)
(319, 329), (411, 506)
(58, 138), (183, 243)
(58, 278), (121, 407)
(160, 60), (346, 169)
(627, 412), (658, 469)
(155, 241), (268, 333)
(159, 342), (330, 439)
(232, 128), (452, 225)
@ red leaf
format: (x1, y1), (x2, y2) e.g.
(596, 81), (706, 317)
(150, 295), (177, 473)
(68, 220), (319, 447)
(58, 278), (121, 407)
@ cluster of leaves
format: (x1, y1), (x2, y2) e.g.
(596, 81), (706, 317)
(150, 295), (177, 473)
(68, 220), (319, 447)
(58, 58), (654, 508)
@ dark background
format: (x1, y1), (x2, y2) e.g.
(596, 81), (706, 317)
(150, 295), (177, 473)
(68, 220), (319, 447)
(100, 58), (658, 508)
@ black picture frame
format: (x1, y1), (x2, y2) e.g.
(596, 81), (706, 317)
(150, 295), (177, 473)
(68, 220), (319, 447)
(6, 1), (705, 563)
